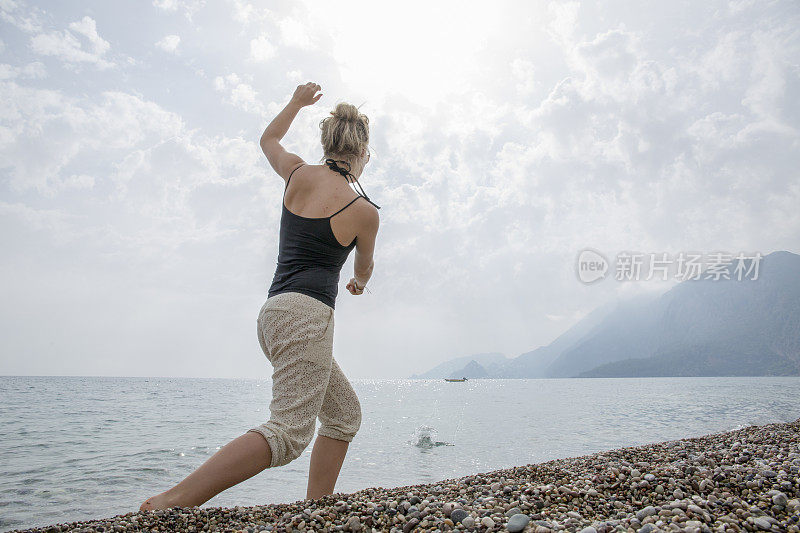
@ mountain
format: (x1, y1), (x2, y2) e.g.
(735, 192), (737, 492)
(408, 352), (508, 379)
(575, 250), (800, 377)
(415, 251), (800, 378)
(492, 296), (637, 378)
(447, 360), (488, 379)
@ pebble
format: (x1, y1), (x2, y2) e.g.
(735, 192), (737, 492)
(753, 516), (772, 530)
(506, 513), (530, 532)
(345, 515), (361, 531)
(13, 418), (800, 533)
(635, 505), (656, 521)
(450, 508), (468, 523)
(773, 492), (789, 506)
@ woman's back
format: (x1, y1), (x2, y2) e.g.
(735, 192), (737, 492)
(268, 162), (378, 309)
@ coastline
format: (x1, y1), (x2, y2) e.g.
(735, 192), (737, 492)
(12, 419), (799, 533)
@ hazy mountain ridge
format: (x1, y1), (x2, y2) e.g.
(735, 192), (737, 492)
(408, 352), (508, 379)
(411, 251), (800, 379)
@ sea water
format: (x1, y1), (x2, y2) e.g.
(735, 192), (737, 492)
(2, 376), (799, 532)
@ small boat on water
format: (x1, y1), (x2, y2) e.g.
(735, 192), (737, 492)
(444, 377), (468, 382)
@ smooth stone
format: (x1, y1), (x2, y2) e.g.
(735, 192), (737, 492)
(506, 513), (530, 532)
(462, 516), (475, 528)
(638, 525), (656, 533)
(346, 515), (361, 532)
(753, 517), (772, 530)
(579, 528), (597, 533)
(402, 518), (419, 533)
(505, 507), (522, 517)
(635, 506), (656, 521)
(772, 492), (788, 506)
(450, 509), (468, 524)
(482, 516), (496, 528)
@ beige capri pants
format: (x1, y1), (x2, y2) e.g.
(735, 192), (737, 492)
(247, 291), (362, 468)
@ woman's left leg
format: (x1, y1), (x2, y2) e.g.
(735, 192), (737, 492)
(139, 431), (273, 510)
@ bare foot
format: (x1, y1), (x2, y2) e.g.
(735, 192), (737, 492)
(139, 490), (187, 512)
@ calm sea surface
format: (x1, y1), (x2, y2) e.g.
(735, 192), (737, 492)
(1, 376), (799, 532)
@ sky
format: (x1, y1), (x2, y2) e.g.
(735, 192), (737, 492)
(0, 0), (798, 379)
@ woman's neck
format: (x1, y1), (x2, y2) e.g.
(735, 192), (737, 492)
(326, 156), (362, 179)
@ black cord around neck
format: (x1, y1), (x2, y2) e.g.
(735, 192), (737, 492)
(324, 158), (381, 209)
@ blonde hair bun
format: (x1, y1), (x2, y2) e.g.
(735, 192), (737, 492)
(331, 102), (363, 122)
(320, 101), (370, 163)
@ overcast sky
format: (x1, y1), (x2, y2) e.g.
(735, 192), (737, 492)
(1, 0), (798, 379)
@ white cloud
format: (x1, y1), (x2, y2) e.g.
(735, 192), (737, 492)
(30, 16), (114, 69)
(0, 61), (45, 79)
(511, 58), (537, 94)
(68, 16), (110, 55)
(152, 0), (205, 20)
(249, 34), (275, 62)
(213, 72), (266, 116)
(155, 34), (181, 53)
(0, 0), (44, 33)
(229, 0), (272, 26)
(0, 81), (185, 194)
(277, 16), (314, 49)
(0, 200), (81, 244)
(153, 0), (179, 10)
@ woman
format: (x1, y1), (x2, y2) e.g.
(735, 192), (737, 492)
(140, 82), (380, 510)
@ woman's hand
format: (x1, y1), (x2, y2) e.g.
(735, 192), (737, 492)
(346, 277), (365, 295)
(290, 82), (322, 107)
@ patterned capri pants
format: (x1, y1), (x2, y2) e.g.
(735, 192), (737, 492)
(247, 291), (362, 468)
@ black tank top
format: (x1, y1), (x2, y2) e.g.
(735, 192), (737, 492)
(268, 160), (380, 310)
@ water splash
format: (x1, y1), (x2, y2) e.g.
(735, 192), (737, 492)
(409, 425), (454, 449)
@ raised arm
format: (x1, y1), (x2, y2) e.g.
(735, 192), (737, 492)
(259, 82), (322, 182)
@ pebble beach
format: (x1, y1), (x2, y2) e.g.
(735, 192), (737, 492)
(12, 419), (799, 533)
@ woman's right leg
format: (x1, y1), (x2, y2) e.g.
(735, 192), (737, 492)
(307, 355), (362, 499)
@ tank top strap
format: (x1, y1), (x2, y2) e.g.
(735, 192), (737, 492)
(329, 195), (364, 218)
(285, 164), (305, 191)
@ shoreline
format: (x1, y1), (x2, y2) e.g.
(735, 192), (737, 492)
(12, 419), (799, 533)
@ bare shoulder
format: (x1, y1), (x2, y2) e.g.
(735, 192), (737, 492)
(355, 198), (380, 229)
